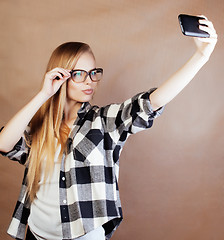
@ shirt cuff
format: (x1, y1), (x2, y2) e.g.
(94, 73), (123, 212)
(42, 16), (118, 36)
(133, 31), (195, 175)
(142, 88), (165, 119)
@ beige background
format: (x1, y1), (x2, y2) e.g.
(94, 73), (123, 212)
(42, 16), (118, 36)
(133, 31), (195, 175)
(0, 0), (224, 239)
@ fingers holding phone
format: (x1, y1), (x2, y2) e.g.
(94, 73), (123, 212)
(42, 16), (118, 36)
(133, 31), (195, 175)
(194, 16), (217, 59)
(178, 14), (218, 60)
(198, 18), (217, 40)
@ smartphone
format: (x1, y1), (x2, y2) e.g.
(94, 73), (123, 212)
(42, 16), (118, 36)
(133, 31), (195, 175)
(178, 14), (210, 38)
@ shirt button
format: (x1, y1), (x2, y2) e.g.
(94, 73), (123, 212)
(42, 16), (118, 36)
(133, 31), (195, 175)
(62, 177), (65, 181)
(63, 200), (67, 204)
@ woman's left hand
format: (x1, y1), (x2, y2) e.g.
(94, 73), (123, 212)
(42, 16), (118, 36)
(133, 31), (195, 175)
(194, 16), (218, 60)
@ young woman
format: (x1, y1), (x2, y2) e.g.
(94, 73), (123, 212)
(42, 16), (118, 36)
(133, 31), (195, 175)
(0, 16), (217, 240)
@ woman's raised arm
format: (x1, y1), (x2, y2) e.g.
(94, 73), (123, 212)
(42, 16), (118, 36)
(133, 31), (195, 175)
(150, 16), (218, 110)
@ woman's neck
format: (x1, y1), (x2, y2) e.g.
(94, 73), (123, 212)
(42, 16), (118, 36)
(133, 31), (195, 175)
(63, 100), (82, 128)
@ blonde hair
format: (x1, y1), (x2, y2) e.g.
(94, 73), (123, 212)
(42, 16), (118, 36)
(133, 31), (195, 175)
(26, 42), (94, 202)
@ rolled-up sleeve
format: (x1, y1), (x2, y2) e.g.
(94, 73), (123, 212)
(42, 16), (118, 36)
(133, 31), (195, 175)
(0, 126), (30, 165)
(101, 88), (164, 135)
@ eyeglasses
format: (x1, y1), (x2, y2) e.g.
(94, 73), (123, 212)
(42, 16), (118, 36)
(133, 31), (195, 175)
(70, 68), (103, 83)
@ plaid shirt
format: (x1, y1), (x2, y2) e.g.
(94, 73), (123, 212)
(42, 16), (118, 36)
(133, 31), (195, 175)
(1, 89), (164, 240)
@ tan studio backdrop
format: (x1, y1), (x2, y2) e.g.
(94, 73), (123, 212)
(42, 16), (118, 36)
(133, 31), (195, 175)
(0, 0), (224, 239)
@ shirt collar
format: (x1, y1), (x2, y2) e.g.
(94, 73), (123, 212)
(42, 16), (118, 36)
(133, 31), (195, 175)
(77, 102), (92, 118)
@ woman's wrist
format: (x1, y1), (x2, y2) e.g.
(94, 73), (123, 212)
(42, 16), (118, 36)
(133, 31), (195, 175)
(193, 50), (210, 66)
(37, 90), (51, 104)
(34, 90), (50, 106)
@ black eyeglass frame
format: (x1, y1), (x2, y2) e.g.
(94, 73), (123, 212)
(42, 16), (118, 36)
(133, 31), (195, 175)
(69, 68), (103, 83)
(55, 68), (103, 82)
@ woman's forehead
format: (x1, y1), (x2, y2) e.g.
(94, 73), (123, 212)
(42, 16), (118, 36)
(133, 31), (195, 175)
(74, 52), (96, 70)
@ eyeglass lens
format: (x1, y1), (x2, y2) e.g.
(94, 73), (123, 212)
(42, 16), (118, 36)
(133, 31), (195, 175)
(71, 68), (103, 82)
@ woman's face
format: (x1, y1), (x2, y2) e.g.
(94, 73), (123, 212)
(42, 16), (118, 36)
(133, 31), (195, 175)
(66, 51), (98, 103)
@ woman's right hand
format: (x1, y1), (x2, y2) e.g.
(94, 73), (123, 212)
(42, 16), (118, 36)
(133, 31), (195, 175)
(41, 67), (71, 98)
(0, 68), (71, 153)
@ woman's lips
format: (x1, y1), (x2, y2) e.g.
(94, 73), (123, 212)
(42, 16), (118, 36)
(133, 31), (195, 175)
(82, 89), (93, 95)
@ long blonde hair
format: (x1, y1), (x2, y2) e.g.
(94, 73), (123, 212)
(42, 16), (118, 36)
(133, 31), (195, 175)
(26, 42), (94, 202)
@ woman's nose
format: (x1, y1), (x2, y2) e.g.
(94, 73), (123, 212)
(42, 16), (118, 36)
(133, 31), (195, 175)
(84, 74), (92, 84)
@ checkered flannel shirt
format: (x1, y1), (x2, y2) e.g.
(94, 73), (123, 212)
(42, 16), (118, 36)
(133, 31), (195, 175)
(0, 88), (164, 240)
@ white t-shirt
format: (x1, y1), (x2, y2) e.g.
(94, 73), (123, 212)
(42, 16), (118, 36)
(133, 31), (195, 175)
(28, 146), (63, 240)
(28, 146), (105, 240)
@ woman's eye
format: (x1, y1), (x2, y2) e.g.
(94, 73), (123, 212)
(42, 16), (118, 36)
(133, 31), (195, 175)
(91, 71), (97, 76)
(75, 71), (82, 77)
